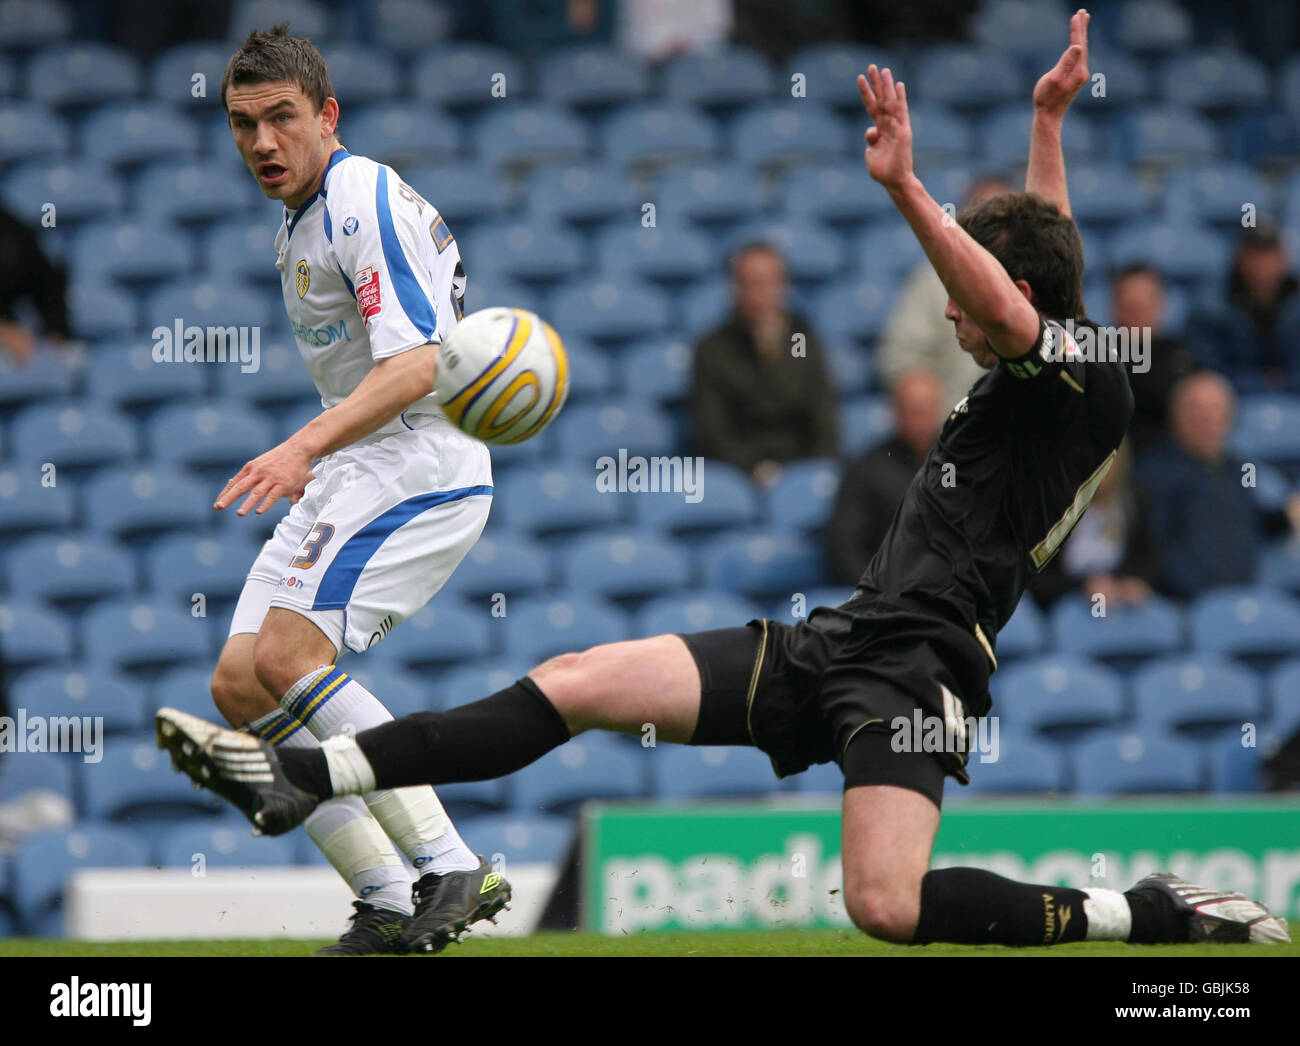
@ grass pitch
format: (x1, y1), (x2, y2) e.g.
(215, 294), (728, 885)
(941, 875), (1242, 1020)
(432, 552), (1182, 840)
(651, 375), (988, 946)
(3, 926), (1298, 957)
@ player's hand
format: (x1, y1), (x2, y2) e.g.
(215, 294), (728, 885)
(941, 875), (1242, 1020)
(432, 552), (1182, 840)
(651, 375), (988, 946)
(858, 64), (914, 193)
(216, 441), (316, 516)
(1033, 9), (1090, 119)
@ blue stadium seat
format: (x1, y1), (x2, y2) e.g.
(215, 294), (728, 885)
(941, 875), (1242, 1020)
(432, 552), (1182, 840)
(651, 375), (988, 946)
(28, 43), (140, 107)
(1258, 539), (1300, 595)
(996, 598), (1048, 661)
(202, 220), (278, 283)
(960, 732), (1068, 796)
(549, 277), (670, 342)
(856, 219), (926, 284)
(1072, 729), (1204, 795)
(500, 594), (628, 663)
(783, 163), (895, 225)
(1190, 588), (1300, 663)
(146, 401), (275, 473)
(787, 759), (844, 796)
(824, 344), (874, 397)
(83, 340), (207, 409)
(0, 751), (76, 807)
(1068, 163), (1147, 226)
(681, 279), (730, 333)
(653, 745), (782, 801)
(0, 350), (75, 408)
(601, 102), (718, 170)
(1133, 657), (1263, 733)
(1206, 730), (1283, 794)
(785, 43), (894, 109)
(134, 162), (256, 226)
(1124, 105), (1219, 166)
(463, 275), (540, 315)
(1049, 594), (1184, 662)
(214, 340), (311, 405)
(655, 164), (764, 225)
(0, 102), (69, 162)
(729, 102), (844, 171)
(84, 466), (211, 539)
(525, 164), (641, 225)
(537, 45), (648, 107)
(410, 44), (527, 108)
(616, 338), (691, 404)
(594, 223), (714, 283)
(509, 734), (645, 813)
(838, 395), (895, 456)
(1074, 46), (1153, 112)
(0, 0), (72, 47)
(0, 600), (72, 668)
(491, 465), (623, 535)
(914, 45), (1024, 109)
(1, 160), (123, 225)
(0, 465), (74, 536)
(634, 591), (765, 637)
(228, 0), (333, 42)
(970, 0), (1072, 56)
(318, 43), (400, 105)
(71, 219), (193, 283)
(459, 813), (572, 866)
(699, 531), (825, 598)
(552, 401), (677, 460)
(463, 218), (583, 283)
(767, 460), (841, 533)
(342, 102), (461, 167)
(341, 663), (433, 719)
(1232, 395), (1300, 467)
(633, 458), (760, 534)
(11, 825), (151, 929)
(1230, 110), (1299, 168)
(369, 598), (492, 671)
(443, 533), (550, 601)
(67, 282), (137, 337)
(151, 42), (237, 108)
(11, 402), (137, 470)
(558, 530), (691, 599)
(1108, 222), (1229, 285)
(981, 107), (1101, 169)
(660, 46), (776, 109)
(1160, 49), (1270, 113)
(726, 217), (844, 282)
(1162, 163), (1273, 229)
(145, 533), (263, 605)
(82, 102), (200, 166)
(83, 735), (223, 820)
(82, 600), (212, 671)
(434, 660), (534, 712)
(157, 821), (295, 868)
(146, 278), (275, 332)
(472, 103), (588, 171)
(1116, 0), (1192, 53)
(1269, 660), (1300, 737)
(996, 656), (1126, 735)
(401, 162), (509, 225)
(5, 534), (135, 606)
(372, 0), (453, 56)
(815, 278), (894, 341)
(14, 665), (148, 738)
(150, 666), (218, 721)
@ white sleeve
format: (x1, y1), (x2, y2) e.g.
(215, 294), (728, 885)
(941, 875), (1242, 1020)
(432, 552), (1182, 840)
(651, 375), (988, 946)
(325, 159), (448, 360)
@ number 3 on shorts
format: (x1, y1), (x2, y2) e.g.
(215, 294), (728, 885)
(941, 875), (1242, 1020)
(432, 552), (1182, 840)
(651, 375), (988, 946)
(290, 522), (336, 570)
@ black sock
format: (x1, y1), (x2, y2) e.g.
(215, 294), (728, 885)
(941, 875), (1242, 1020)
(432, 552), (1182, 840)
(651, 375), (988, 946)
(1125, 884), (1189, 944)
(277, 677), (571, 797)
(913, 868), (1090, 946)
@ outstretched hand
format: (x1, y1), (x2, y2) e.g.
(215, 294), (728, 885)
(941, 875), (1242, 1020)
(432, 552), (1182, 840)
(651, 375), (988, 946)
(858, 64), (914, 193)
(1034, 8), (1090, 117)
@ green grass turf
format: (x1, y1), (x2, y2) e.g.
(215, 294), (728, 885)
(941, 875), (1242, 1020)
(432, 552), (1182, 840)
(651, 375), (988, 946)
(3, 926), (1298, 957)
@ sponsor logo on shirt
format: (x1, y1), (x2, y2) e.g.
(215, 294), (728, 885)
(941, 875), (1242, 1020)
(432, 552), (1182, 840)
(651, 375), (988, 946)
(355, 265), (382, 322)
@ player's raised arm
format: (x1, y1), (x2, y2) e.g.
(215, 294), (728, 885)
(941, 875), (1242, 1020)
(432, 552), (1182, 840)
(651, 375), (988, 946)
(858, 65), (1040, 360)
(1026, 8), (1090, 216)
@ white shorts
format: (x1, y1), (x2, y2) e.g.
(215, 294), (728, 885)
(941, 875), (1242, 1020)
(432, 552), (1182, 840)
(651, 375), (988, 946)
(229, 412), (492, 655)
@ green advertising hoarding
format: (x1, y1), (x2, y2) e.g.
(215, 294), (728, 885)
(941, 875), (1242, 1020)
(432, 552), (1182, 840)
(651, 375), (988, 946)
(581, 799), (1300, 934)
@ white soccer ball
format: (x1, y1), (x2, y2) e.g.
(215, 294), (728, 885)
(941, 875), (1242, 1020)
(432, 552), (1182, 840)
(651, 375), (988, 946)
(435, 307), (570, 445)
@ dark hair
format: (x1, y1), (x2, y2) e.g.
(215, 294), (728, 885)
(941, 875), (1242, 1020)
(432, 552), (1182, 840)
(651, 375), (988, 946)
(221, 23), (335, 115)
(956, 191), (1085, 321)
(1113, 263), (1163, 286)
(729, 240), (785, 271)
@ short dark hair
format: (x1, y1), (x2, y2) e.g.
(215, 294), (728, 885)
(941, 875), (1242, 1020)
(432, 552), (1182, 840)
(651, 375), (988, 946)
(221, 23), (335, 115)
(956, 191), (1085, 322)
(1113, 263), (1163, 287)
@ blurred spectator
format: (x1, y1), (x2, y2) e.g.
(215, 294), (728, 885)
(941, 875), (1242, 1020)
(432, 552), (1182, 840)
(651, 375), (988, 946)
(1028, 441), (1158, 610)
(826, 369), (943, 583)
(619, 0), (731, 62)
(1189, 223), (1300, 394)
(1111, 265), (1199, 454)
(691, 242), (839, 484)
(876, 176), (1009, 408)
(1138, 371), (1294, 600)
(0, 204), (70, 364)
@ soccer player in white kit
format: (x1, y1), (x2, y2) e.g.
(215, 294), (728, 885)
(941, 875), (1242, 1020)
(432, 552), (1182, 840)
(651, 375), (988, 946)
(209, 24), (507, 954)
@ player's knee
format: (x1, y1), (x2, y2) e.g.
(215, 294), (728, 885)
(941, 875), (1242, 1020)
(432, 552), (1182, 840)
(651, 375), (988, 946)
(251, 630), (314, 698)
(844, 883), (918, 944)
(209, 664), (244, 726)
(528, 649), (599, 730)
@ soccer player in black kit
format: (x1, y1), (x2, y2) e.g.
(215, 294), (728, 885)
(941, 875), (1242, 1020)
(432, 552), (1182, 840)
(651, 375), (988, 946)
(158, 12), (1287, 947)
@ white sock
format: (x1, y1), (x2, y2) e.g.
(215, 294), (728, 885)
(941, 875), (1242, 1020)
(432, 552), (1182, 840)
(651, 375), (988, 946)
(248, 709), (412, 914)
(1082, 888), (1133, 941)
(282, 666), (479, 875)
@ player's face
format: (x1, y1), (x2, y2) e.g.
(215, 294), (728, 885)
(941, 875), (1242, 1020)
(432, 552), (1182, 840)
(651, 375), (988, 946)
(943, 298), (999, 369)
(227, 81), (338, 209)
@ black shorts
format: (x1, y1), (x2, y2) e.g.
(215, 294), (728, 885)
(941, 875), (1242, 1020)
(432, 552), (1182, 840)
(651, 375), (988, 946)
(680, 606), (993, 809)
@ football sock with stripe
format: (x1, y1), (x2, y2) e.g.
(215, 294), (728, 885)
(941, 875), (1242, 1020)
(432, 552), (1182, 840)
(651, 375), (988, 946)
(249, 709), (413, 915)
(278, 676), (570, 797)
(279, 665), (478, 875)
(912, 868), (1091, 946)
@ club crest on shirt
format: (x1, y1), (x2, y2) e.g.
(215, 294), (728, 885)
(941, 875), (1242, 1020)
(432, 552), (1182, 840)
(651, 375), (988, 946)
(949, 394), (970, 421)
(355, 265), (383, 322)
(295, 260), (310, 298)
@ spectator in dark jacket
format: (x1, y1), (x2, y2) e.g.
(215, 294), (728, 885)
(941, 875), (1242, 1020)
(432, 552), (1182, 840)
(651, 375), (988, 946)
(0, 204), (71, 363)
(690, 242), (838, 484)
(826, 369), (944, 584)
